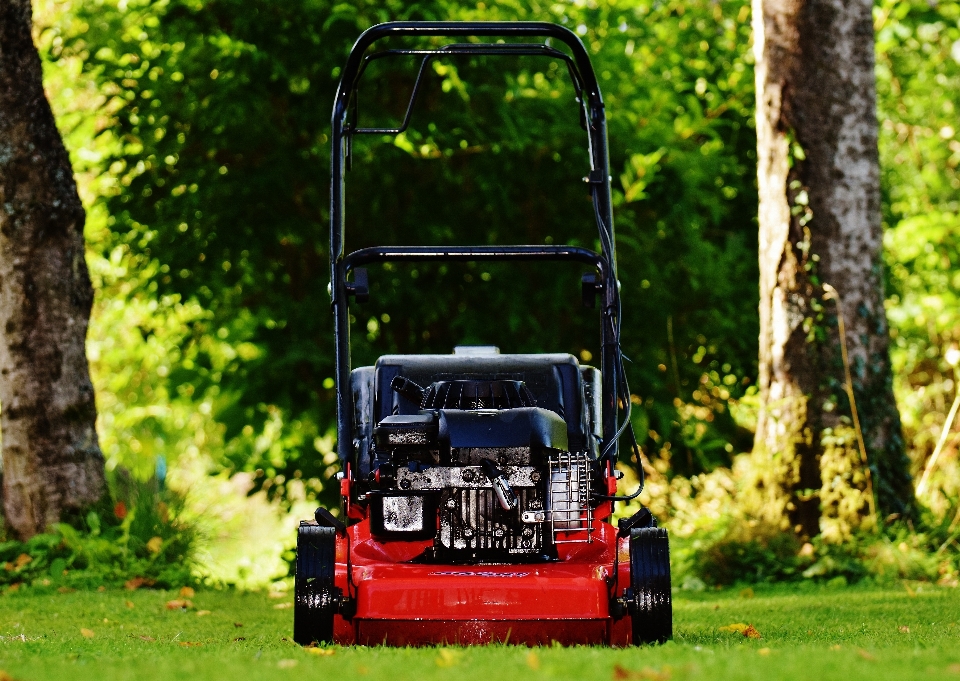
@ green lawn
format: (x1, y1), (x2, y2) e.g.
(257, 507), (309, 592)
(1, 583), (959, 680)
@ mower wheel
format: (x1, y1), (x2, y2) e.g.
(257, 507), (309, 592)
(628, 526), (672, 645)
(294, 523), (338, 645)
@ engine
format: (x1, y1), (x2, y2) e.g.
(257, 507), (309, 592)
(355, 352), (602, 564)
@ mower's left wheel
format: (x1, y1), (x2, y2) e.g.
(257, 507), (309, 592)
(629, 526), (672, 645)
(294, 523), (337, 646)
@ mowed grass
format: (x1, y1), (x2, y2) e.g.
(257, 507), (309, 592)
(1, 583), (959, 681)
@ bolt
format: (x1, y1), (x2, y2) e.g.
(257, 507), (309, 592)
(399, 480), (411, 490)
(530, 471), (541, 482)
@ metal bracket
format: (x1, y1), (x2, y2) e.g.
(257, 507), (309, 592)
(582, 169), (608, 185)
(581, 273), (603, 308)
(345, 268), (369, 303)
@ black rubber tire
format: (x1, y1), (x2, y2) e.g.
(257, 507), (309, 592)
(293, 523), (337, 645)
(629, 526), (672, 645)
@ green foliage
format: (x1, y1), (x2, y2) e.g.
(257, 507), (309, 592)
(0, 483), (196, 591)
(692, 529), (811, 585)
(687, 520), (958, 587)
(876, 0), (960, 511)
(45, 0), (759, 497)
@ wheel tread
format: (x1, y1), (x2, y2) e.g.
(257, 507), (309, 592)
(629, 526), (672, 645)
(294, 523), (337, 645)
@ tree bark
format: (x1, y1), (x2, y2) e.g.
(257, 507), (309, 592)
(0, 0), (104, 539)
(752, 0), (915, 537)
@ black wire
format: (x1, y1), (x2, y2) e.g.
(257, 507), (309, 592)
(589, 185), (645, 502)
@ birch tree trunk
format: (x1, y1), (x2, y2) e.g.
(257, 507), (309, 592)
(752, 0), (915, 537)
(0, 0), (104, 539)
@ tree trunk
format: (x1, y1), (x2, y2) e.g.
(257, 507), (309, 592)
(751, 0), (915, 538)
(0, 0), (104, 539)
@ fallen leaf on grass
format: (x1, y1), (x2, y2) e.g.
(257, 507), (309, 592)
(612, 664), (671, 681)
(58, 587), (76, 594)
(898, 626), (910, 633)
(306, 647), (335, 656)
(178, 641), (202, 648)
(758, 648), (771, 656)
(718, 623), (762, 639)
(273, 602), (293, 610)
(234, 622), (244, 628)
(13, 554), (32, 570)
(80, 628), (95, 639)
(526, 652), (540, 670)
(0, 670), (22, 681)
(233, 637), (246, 642)
(196, 610), (211, 617)
(125, 600), (135, 609)
(830, 645), (842, 651)
(436, 649), (460, 667)
(166, 599), (193, 610)
(947, 664), (960, 674)
(179, 586), (195, 598)
(277, 659), (298, 669)
(857, 649), (875, 661)
(138, 636), (155, 642)
(124, 577), (155, 591)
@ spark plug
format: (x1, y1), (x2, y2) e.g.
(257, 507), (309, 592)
(481, 459), (519, 511)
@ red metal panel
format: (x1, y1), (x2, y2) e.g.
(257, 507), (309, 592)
(331, 515), (631, 646)
(356, 619), (610, 646)
(355, 563), (609, 620)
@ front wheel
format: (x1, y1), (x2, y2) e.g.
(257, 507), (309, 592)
(293, 523), (338, 645)
(629, 526), (672, 644)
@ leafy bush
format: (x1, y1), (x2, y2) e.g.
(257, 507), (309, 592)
(687, 518), (959, 587)
(691, 525), (810, 585)
(0, 482), (196, 592)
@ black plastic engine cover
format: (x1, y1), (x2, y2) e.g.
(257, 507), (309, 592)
(422, 379), (536, 410)
(374, 413), (439, 450)
(438, 407), (568, 451)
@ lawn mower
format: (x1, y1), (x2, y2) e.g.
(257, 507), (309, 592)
(294, 21), (671, 647)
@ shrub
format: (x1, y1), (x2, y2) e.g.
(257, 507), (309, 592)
(0, 481), (196, 592)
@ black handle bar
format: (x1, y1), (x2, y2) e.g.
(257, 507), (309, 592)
(331, 21), (603, 126)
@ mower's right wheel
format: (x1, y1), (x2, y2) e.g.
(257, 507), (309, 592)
(294, 523), (338, 646)
(629, 526), (673, 645)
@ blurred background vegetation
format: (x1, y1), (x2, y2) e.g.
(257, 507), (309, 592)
(19, 0), (960, 588)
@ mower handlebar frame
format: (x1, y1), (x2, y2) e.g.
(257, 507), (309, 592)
(330, 21), (621, 468)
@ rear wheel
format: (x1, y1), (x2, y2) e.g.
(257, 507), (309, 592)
(293, 523), (338, 645)
(629, 527), (672, 644)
